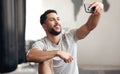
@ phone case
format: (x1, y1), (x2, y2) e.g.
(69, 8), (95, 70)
(84, 3), (95, 13)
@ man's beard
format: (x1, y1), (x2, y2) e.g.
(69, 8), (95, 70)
(48, 28), (61, 36)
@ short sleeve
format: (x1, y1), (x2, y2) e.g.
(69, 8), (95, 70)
(32, 40), (45, 51)
(65, 29), (79, 42)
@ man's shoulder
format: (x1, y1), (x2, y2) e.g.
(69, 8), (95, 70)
(62, 28), (77, 36)
(34, 36), (47, 44)
(62, 28), (79, 42)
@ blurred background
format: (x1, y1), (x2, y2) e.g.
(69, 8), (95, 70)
(0, 0), (120, 74)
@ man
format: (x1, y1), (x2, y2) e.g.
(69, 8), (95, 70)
(26, 2), (104, 74)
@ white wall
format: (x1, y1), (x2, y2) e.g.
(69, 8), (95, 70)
(26, 0), (45, 40)
(26, 0), (120, 69)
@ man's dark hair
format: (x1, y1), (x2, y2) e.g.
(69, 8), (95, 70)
(40, 9), (57, 25)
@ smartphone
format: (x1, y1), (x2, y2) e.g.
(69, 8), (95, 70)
(84, 3), (95, 13)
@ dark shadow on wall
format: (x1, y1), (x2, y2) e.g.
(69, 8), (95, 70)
(102, 0), (110, 12)
(71, 0), (83, 21)
(71, 0), (110, 21)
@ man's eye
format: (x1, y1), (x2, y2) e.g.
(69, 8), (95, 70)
(57, 17), (60, 21)
(57, 18), (60, 21)
(50, 19), (54, 21)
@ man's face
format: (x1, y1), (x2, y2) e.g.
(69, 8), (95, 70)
(44, 13), (62, 35)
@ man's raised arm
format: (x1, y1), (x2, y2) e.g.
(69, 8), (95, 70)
(76, 2), (104, 39)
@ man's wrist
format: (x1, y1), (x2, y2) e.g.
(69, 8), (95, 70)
(55, 50), (61, 57)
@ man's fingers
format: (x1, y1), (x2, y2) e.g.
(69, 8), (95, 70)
(90, 1), (96, 5)
(89, 2), (103, 10)
(88, 2), (104, 15)
(89, 2), (97, 10)
(93, 3), (104, 15)
(64, 56), (73, 63)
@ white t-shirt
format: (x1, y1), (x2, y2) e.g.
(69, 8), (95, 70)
(32, 29), (79, 74)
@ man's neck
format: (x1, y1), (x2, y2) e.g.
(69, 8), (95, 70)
(47, 34), (61, 45)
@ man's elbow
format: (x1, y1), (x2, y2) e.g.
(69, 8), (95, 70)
(26, 50), (45, 63)
(26, 52), (33, 62)
(78, 35), (88, 40)
(26, 51), (38, 62)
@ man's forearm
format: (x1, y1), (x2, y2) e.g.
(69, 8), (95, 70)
(26, 48), (73, 63)
(26, 48), (59, 63)
(76, 14), (101, 39)
(85, 2), (103, 31)
(86, 14), (101, 31)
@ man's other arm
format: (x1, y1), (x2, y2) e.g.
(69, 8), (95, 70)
(76, 2), (104, 39)
(26, 48), (73, 63)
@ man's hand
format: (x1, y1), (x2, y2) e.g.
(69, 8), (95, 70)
(57, 50), (73, 63)
(89, 2), (104, 15)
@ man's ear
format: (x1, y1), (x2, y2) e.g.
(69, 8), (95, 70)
(42, 24), (47, 30)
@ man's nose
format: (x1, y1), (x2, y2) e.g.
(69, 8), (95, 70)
(55, 19), (59, 24)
